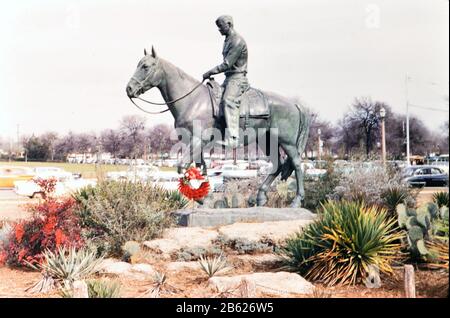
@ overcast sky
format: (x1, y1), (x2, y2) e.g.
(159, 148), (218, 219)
(0, 0), (448, 141)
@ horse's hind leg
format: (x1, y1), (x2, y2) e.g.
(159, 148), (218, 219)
(281, 144), (304, 208)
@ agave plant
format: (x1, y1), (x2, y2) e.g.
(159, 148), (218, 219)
(198, 254), (229, 278)
(87, 279), (121, 298)
(281, 201), (403, 286)
(166, 190), (189, 209)
(60, 279), (121, 298)
(433, 191), (449, 208)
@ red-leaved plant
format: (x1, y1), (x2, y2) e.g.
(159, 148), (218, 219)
(0, 178), (84, 267)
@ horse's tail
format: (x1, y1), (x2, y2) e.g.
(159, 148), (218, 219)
(280, 103), (311, 180)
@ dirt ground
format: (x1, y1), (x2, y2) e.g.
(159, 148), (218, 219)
(0, 253), (447, 298)
(0, 186), (448, 298)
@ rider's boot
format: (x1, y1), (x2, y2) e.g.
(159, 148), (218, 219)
(216, 136), (239, 148)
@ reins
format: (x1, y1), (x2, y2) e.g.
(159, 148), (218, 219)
(128, 78), (207, 115)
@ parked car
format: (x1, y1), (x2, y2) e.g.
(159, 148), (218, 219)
(402, 165), (449, 187)
(0, 166), (35, 188)
(220, 164), (258, 179)
(106, 165), (159, 182)
(14, 176), (97, 198)
(151, 171), (181, 191)
(301, 162), (327, 179)
(33, 167), (74, 180)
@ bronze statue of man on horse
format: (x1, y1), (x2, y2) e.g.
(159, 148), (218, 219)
(126, 15), (310, 208)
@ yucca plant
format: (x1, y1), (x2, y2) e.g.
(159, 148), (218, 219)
(281, 201), (403, 286)
(29, 246), (103, 284)
(425, 239), (449, 270)
(198, 254), (229, 278)
(381, 186), (409, 217)
(433, 191), (449, 208)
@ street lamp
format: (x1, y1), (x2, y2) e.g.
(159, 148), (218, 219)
(380, 106), (386, 167)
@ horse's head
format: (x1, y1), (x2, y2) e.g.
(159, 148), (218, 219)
(126, 46), (164, 98)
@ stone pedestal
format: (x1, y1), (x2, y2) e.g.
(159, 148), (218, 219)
(173, 207), (316, 227)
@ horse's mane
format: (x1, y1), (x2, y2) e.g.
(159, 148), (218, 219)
(160, 58), (201, 85)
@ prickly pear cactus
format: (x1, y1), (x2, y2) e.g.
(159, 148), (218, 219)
(397, 203), (434, 260)
(214, 199), (229, 209)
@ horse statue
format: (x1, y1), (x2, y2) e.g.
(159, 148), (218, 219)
(126, 47), (310, 208)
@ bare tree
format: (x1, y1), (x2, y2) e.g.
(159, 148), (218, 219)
(343, 97), (386, 157)
(100, 129), (123, 158)
(305, 111), (336, 158)
(40, 132), (59, 161)
(119, 115), (147, 159)
(147, 124), (175, 158)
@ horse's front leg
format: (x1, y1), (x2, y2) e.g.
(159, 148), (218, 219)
(177, 138), (203, 174)
(177, 142), (193, 174)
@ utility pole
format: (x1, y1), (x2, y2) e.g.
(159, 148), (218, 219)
(405, 74), (411, 167)
(380, 106), (386, 167)
(317, 128), (322, 161)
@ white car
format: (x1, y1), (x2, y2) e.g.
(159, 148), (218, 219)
(14, 176), (96, 198)
(33, 167), (74, 180)
(106, 165), (159, 182)
(219, 164), (258, 179)
(151, 171), (182, 191)
(301, 162), (327, 179)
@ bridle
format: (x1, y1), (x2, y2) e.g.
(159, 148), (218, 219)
(128, 67), (207, 114)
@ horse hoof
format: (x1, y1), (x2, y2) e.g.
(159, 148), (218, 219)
(290, 197), (302, 208)
(256, 195), (268, 207)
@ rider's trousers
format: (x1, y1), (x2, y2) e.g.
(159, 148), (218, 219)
(221, 73), (250, 139)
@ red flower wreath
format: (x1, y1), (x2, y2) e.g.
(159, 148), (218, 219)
(178, 167), (210, 201)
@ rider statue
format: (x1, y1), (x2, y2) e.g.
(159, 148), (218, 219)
(203, 15), (249, 149)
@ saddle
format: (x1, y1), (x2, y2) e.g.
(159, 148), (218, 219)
(206, 79), (270, 121)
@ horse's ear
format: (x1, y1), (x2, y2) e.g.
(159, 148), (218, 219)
(144, 48), (147, 56)
(151, 46), (157, 58)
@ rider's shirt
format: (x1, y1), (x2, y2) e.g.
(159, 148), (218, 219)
(219, 32), (248, 77)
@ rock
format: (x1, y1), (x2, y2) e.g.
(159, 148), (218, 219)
(143, 227), (218, 255)
(234, 254), (282, 267)
(100, 259), (132, 275)
(165, 227), (218, 246)
(166, 261), (201, 272)
(209, 272), (315, 296)
(238, 278), (256, 298)
(218, 219), (314, 244)
(131, 263), (155, 275)
(173, 206), (316, 227)
(143, 239), (181, 256)
(100, 259), (155, 279)
(72, 280), (89, 298)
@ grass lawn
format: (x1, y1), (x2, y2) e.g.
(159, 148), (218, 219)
(0, 161), (176, 179)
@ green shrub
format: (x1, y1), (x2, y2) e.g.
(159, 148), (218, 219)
(433, 191), (449, 208)
(73, 181), (186, 256)
(280, 201), (403, 286)
(302, 160), (341, 211)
